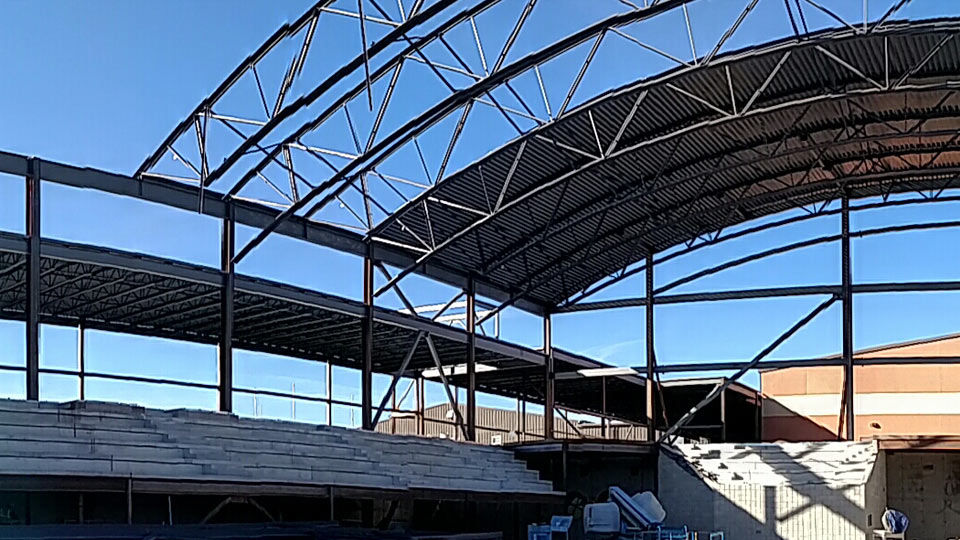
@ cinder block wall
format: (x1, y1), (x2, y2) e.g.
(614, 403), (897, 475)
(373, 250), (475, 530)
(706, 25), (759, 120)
(658, 449), (876, 540)
(886, 451), (960, 539)
(864, 450), (887, 533)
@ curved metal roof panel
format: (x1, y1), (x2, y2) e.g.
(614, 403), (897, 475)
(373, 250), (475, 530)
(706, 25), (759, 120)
(371, 19), (960, 307)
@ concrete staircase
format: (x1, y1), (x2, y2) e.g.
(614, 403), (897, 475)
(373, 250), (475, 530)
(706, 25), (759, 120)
(0, 399), (557, 495)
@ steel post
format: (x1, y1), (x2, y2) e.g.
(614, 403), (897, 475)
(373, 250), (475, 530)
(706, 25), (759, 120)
(543, 313), (554, 440)
(416, 377), (425, 436)
(841, 194), (855, 440)
(326, 362), (334, 426)
(720, 387), (727, 442)
(646, 252), (655, 441)
(25, 158), (40, 401)
(601, 375), (608, 438)
(361, 243), (374, 430)
(78, 321), (85, 401)
(466, 277), (477, 441)
(219, 202), (235, 412)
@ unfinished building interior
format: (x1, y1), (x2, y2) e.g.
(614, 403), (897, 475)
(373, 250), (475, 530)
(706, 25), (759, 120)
(4, 0), (960, 538)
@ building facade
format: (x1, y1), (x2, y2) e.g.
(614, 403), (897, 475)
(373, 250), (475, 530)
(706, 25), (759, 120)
(762, 333), (960, 441)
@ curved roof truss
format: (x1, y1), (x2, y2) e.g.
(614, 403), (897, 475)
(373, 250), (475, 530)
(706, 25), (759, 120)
(143, 0), (960, 313)
(371, 18), (960, 307)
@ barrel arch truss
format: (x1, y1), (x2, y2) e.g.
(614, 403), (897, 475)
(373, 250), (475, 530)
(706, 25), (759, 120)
(124, 1), (960, 442)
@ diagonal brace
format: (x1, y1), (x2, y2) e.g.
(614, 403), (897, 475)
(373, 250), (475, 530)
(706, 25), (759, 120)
(659, 294), (838, 443)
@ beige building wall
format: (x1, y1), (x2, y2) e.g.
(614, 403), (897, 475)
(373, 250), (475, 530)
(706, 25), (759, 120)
(375, 403), (648, 444)
(762, 334), (960, 441)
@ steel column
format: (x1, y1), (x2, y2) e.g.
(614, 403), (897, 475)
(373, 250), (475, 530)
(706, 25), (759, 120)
(78, 321), (85, 401)
(645, 252), (655, 441)
(720, 387), (727, 442)
(25, 158), (40, 401)
(361, 243), (375, 430)
(543, 313), (554, 440)
(219, 202), (235, 412)
(326, 362), (334, 425)
(416, 377), (425, 436)
(841, 194), (855, 440)
(601, 376), (608, 438)
(465, 277), (477, 441)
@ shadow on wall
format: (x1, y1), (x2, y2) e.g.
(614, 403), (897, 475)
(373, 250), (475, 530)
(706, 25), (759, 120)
(658, 443), (883, 540)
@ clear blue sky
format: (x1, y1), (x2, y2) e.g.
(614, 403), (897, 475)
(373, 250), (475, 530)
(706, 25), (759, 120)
(0, 0), (957, 427)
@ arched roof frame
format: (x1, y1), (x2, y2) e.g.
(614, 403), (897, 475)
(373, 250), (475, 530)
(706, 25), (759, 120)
(364, 17), (960, 308)
(141, 0), (960, 315)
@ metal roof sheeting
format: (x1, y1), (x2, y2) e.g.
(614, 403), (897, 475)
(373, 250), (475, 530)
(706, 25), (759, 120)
(373, 20), (960, 307)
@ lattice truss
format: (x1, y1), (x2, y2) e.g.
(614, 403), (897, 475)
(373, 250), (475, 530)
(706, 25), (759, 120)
(138, 0), (960, 309)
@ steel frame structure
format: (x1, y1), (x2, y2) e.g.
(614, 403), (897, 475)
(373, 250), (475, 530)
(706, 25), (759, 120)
(6, 0), (960, 444)
(1, 152), (653, 442)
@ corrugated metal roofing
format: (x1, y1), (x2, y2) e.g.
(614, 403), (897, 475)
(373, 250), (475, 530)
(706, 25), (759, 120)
(372, 19), (960, 307)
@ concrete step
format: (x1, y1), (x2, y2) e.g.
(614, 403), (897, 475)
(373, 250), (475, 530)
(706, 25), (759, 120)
(0, 422), (170, 444)
(0, 454), (206, 478)
(0, 438), (191, 461)
(0, 400), (559, 496)
(167, 432), (363, 459)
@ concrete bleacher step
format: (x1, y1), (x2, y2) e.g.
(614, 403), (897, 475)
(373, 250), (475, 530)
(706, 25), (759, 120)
(0, 400), (560, 497)
(0, 421), (171, 444)
(0, 454), (207, 477)
(0, 438), (194, 461)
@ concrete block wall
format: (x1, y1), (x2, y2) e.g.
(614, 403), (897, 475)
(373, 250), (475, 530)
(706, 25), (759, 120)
(864, 450), (887, 533)
(886, 451), (960, 539)
(659, 443), (880, 540)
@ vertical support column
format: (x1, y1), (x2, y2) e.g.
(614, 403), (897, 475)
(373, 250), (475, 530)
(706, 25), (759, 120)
(219, 202), (235, 413)
(416, 377), (425, 435)
(601, 376), (608, 439)
(543, 314), (555, 440)
(25, 158), (40, 401)
(645, 252), (656, 441)
(841, 194), (855, 440)
(720, 387), (727, 442)
(326, 362), (334, 426)
(755, 395), (762, 441)
(126, 477), (133, 524)
(78, 321), (85, 401)
(521, 398), (527, 441)
(465, 277), (477, 441)
(515, 396), (522, 441)
(361, 242), (375, 430)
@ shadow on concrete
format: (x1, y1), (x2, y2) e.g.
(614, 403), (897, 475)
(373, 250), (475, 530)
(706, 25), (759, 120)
(659, 442), (880, 540)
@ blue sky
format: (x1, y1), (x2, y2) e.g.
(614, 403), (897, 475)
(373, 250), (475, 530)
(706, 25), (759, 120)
(1, 0), (958, 427)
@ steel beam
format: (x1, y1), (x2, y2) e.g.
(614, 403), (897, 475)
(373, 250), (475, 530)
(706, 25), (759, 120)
(25, 158), (40, 400)
(219, 203), (235, 412)
(466, 276), (477, 441)
(543, 313), (554, 440)
(361, 242), (374, 430)
(841, 194), (855, 440)
(0, 151), (547, 316)
(645, 252), (655, 441)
